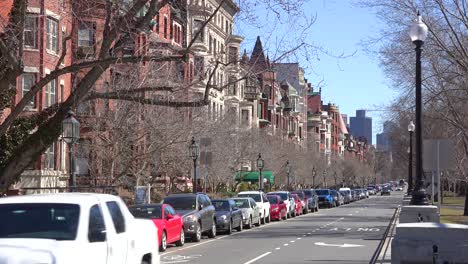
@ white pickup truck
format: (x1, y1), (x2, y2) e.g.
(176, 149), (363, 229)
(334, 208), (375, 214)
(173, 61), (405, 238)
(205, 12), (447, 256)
(0, 193), (159, 264)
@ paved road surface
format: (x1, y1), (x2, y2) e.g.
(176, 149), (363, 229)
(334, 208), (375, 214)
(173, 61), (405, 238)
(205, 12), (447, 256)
(160, 192), (403, 264)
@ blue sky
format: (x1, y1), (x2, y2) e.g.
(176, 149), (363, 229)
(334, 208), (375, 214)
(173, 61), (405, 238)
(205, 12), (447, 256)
(236, 0), (397, 144)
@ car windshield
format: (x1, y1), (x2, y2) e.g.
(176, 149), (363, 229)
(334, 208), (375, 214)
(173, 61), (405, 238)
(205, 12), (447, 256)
(163, 197), (196, 211)
(302, 190), (312, 197)
(316, 190), (330, 195)
(129, 205), (162, 219)
(212, 201), (230, 211)
(0, 203), (80, 241)
(233, 199), (250, 208)
(238, 193), (261, 202)
(267, 196), (278, 203)
(367, 187), (374, 190)
(269, 193), (288, 200)
(292, 192), (304, 199)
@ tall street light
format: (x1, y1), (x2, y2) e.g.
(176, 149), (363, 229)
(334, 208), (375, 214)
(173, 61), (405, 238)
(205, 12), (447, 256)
(409, 12), (429, 205)
(189, 137), (200, 194)
(312, 167), (317, 188)
(408, 121), (415, 195)
(286, 160), (291, 191)
(257, 154), (265, 191)
(62, 111), (80, 192)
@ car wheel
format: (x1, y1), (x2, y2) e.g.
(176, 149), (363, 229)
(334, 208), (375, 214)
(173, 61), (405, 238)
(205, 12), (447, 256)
(175, 228), (185, 247)
(247, 216), (253, 229)
(192, 222), (202, 242)
(255, 216), (261, 227)
(261, 214), (265, 225)
(207, 221), (216, 238)
(226, 220), (232, 235)
(159, 231), (167, 252)
(266, 214), (271, 223)
(236, 220), (243, 232)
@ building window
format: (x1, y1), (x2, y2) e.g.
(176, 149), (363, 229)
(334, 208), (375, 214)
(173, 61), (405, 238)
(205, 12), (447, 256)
(209, 35), (212, 53)
(163, 17), (168, 38)
(194, 56), (204, 79)
(46, 17), (59, 53)
(45, 79), (57, 108)
(21, 73), (36, 108)
(192, 19), (204, 42)
(43, 142), (56, 170)
(229, 47), (238, 64)
(24, 15), (38, 48)
(241, 110), (249, 126)
(78, 21), (95, 58)
(60, 84), (64, 102)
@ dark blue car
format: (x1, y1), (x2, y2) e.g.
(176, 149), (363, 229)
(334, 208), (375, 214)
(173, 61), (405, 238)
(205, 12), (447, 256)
(315, 189), (335, 208)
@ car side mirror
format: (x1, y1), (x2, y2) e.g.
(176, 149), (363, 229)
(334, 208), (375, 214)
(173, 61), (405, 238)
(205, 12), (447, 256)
(89, 227), (106, 243)
(166, 214), (174, 220)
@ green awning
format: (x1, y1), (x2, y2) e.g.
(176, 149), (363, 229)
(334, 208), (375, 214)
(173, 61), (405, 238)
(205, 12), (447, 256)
(235, 171), (274, 183)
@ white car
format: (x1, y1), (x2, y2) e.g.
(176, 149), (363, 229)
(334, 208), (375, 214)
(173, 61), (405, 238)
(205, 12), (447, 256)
(237, 191), (271, 224)
(0, 193), (159, 264)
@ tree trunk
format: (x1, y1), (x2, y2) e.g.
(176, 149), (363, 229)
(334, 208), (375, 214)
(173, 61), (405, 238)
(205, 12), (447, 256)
(464, 183), (468, 216)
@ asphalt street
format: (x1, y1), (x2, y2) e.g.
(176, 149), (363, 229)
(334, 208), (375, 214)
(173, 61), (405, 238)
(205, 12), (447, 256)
(160, 192), (403, 264)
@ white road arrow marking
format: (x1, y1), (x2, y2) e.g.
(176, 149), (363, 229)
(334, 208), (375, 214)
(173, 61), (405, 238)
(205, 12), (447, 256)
(314, 242), (364, 248)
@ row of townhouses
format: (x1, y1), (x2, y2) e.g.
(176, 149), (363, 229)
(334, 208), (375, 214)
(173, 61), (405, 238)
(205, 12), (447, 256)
(0, 0), (369, 194)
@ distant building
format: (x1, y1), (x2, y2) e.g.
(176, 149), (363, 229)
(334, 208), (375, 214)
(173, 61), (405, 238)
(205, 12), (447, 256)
(350, 110), (372, 145)
(376, 121), (394, 151)
(341, 114), (348, 127)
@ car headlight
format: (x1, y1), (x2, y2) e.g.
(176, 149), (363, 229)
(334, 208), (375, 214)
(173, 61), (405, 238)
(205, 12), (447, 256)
(220, 215), (227, 220)
(184, 215), (196, 223)
(242, 212), (248, 219)
(272, 207), (279, 212)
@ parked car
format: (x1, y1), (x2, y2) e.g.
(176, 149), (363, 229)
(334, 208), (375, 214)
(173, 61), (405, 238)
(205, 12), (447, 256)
(129, 204), (184, 252)
(211, 199), (243, 234)
(330, 190), (344, 207)
(351, 190), (359, 201)
(316, 189), (335, 208)
(232, 197), (261, 228)
(367, 187), (376, 195)
(268, 191), (295, 218)
(237, 191), (271, 224)
(0, 193), (159, 264)
(163, 193), (216, 242)
(267, 195), (287, 221)
(291, 191), (311, 214)
(353, 189), (365, 200)
(340, 190), (352, 204)
(302, 189), (319, 212)
(381, 187), (392, 196)
(396, 186), (403, 191)
(291, 194), (303, 216)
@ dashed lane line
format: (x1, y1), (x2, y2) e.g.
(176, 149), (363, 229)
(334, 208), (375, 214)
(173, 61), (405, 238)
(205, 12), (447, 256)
(243, 252), (272, 264)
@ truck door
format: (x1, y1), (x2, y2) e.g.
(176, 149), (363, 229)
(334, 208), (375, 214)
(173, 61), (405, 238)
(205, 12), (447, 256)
(87, 204), (108, 264)
(105, 201), (129, 264)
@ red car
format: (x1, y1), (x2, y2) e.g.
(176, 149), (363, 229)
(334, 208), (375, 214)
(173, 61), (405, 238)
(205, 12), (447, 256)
(291, 194), (303, 216)
(129, 204), (184, 252)
(267, 195), (287, 221)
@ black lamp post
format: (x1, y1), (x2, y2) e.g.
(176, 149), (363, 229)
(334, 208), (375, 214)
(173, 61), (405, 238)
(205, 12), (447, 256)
(409, 12), (429, 205)
(257, 154), (265, 191)
(189, 137), (200, 194)
(408, 121), (415, 195)
(312, 167), (317, 188)
(286, 160), (291, 191)
(62, 111), (80, 192)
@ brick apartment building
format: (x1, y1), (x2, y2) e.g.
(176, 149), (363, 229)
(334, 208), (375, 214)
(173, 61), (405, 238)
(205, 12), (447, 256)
(1, 0), (74, 192)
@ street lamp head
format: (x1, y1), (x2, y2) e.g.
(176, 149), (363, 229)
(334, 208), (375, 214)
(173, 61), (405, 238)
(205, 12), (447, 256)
(189, 137), (200, 161)
(408, 121), (415, 132)
(257, 153), (265, 170)
(409, 12), (428, 44)
(62, 111), (80, 144)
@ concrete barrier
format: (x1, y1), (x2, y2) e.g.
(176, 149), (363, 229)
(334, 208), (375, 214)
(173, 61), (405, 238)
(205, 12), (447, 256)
(399, 205), (439, 223)
(391, 222), (468, 264)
